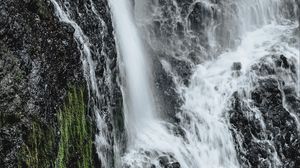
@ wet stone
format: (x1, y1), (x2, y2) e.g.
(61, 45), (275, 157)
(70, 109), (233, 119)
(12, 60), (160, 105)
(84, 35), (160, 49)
(159, 155), (169, 166)
(170, 162), (181, 168)
(229, 54), (300, 167)
(231, 62), (242, 71)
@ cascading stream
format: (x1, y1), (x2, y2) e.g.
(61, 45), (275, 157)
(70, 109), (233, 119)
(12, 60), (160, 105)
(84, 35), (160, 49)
(109, 0), (239, 166)
(51, 0), (299, 167)
(110, 0), (299, 168)
(108, 0), (156, 142)
(50, 1), (114, 167)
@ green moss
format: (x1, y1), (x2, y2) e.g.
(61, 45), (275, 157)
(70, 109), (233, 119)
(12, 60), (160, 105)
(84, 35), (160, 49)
(18, 121), (56, 168)
(17, 87), (94, 168)
(55, 87), (93, 168)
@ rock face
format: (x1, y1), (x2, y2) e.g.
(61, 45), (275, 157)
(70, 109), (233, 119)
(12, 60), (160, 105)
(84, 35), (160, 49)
(229, 55), (300, 167)
(0, 0), (84, 167)
(50, 0), (124, 167)
(0, 0), (121, 167)
(1, 0), (299, 167)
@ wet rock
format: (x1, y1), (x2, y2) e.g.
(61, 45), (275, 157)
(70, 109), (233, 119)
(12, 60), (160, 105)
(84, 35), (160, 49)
(231, 62), (242, 71)
(158, 154), (180, 168)
(152, 53), (184, 123)
(188, 2), (214, 33)
(159, 156), (170, 166)
(60, 22), (76, 34)
(229, 54), (300, 167)
(231, 62), (242, 77)
(0, 0), (85, 167)
(298, 0), (300, 29)
(275, 55), (289, 68)
(169, 162), (181, 168)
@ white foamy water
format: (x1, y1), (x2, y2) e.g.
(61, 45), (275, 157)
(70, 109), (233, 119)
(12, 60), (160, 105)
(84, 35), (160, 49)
(108, 0), (157, 142)
(51, 0), (299, 167)
(179, 21), (299, 168)
(111, 0), (299, 168)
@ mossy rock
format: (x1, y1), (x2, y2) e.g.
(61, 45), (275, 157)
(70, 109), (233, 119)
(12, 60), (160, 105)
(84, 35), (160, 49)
(55, 87), (93, 168)
(17, 121), (56, 168)
(16, 87), (94, 168)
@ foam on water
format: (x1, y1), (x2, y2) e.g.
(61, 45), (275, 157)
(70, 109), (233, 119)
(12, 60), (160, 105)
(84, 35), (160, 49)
(51, 0), (300, 167)
(120, 14), (299, 168)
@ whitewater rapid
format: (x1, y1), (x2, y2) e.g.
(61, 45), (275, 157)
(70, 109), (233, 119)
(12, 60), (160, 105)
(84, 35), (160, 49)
(51, 0), (299, 167)
(106, 0), (300, 167)
(121, 20), (299, 168)
(180, 21), (299, 168)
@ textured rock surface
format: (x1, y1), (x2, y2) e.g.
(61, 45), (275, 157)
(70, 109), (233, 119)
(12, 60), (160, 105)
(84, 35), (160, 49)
(51, 0), (124, 167)
(0, 0), (121, 167)
(0, 0), (84, 167)
(229, 54), (300, 168)
(1, 0), (299, 167)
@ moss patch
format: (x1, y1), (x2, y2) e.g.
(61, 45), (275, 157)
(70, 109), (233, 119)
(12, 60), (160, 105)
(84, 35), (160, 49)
(18, 121), (56, 168)
(17, 87), (94, 168)
(55, 87), (93, 168)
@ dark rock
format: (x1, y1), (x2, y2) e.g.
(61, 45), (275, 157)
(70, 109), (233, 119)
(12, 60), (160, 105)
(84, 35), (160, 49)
(159, 155), (170, 166)
(229, 54), (300, 168)
(158, 154), (180, 168)
(231, 62), (242, 71)
(170, 162), (181, 168)
(188, 2), (214, 33)
(275, 55), (290, 68)
(151, 51), (184, 123)
(0, 0), (120, 167)
(0, 0), (84, 165)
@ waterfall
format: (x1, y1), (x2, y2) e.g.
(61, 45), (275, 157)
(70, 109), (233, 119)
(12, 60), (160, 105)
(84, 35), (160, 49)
(50, 0), (299, 167)
(111, 0), (299, 168)
(108, 0), (156, 141)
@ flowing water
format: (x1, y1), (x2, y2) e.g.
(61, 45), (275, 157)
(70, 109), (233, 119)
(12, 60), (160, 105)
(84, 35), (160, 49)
(109, 0), (300, 167)
(108, 0), (156, 141)
(50, 0), (299, 167)
(50, 0), (115, 167)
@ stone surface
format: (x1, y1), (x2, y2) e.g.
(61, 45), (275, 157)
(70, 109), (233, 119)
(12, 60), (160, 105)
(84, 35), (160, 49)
(0, 0), (85, 167)
(0, 0), (120, 167)
(229, 54), (300, 168)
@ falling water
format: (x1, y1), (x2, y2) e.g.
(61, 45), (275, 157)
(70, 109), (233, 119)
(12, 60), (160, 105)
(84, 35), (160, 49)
(50, 0), (299, 167)
(50, 0), (114, 167)
(109, 0), (300, 168)
(108, 0), (157, 142)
